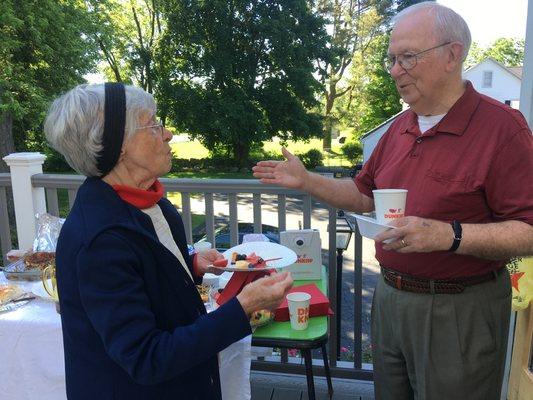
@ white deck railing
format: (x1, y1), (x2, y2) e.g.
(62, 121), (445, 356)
(0, 152), (371, 381)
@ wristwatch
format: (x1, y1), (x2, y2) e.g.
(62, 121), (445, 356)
(448, 220), (462, 252)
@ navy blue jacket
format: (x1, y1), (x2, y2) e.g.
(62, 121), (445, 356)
(56, 177), (251, 400)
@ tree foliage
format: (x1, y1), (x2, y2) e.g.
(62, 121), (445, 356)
(316, 0), (425, 148)
(85, 0), (163, 92)
(0, 0), (99, 170)
(315, 0), (393, 149)
(465, 38), (525, 69)
(157, 0), (330, 167)
(348, 33), (401, 136)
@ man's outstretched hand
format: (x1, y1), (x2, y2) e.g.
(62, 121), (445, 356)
(252, 147), (309, 190)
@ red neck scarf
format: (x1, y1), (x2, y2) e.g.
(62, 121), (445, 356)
(112, 179), (164, 209)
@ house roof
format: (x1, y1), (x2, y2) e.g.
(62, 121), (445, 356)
(508, 67), (523, 78)
(361, 110), (408, 139)
(464, 57), (522, 80)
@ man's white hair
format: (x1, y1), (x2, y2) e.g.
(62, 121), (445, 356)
(392, 1), (471, 61)
(44, 84), (156, 177)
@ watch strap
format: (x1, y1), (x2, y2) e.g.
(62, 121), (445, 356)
(448, 220), (462, 252)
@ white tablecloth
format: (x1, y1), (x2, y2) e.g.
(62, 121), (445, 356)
(0, 274), (252, 400)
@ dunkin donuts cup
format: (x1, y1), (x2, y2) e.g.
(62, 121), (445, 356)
(287, 292), (311, 331)
(372, 189), (408, 225)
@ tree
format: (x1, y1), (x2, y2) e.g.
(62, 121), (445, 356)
(85, 0), (163, 93)
(465, 38), (524, 69)
(0, 1), (20, 171)
(315, 0), (427, 150)
(315, 0), (392, 150)
(483, 38), (524, 67)
(0, 0), (99, 171)
(464, 41), (484, 70)
(350, 33), (401, 136)
(157, 0), (330, 168)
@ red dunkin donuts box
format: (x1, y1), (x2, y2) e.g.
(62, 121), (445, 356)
(274, 283), (333, 322)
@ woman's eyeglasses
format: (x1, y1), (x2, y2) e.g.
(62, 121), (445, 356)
(136, 120), (164, 136)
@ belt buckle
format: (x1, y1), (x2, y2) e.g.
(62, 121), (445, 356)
(395, 275), (402, 290)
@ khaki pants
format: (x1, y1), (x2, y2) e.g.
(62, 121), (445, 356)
(372, 270), (511, 400)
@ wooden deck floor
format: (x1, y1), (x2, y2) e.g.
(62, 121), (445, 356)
(251, 384), (373, 399)
(250, 371), (375, 400)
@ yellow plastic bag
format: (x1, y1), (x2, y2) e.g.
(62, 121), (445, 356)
(507, 257), (533, 311)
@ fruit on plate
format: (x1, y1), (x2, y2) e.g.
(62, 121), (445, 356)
(230, 252), (266, 269)
(235, 260), (251, 269)
(213, 259), (228, 268)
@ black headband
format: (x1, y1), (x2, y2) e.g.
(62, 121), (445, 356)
(96, 82), (126, 177)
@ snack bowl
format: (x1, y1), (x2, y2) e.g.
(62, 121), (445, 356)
(2, 259), (42, 282)
(250, 309), (275, 330)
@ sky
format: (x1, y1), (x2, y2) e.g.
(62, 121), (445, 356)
(438, 0), (528, 47)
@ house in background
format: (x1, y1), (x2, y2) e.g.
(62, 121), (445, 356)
(463, 57), (522, 108)
(360, 110), (406, 163)
(360, 57), (523, 163)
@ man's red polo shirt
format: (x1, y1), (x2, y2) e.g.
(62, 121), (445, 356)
(355, 81), (533, 279)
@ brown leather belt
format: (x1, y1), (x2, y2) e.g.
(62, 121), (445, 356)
(380, 266), (505, 294)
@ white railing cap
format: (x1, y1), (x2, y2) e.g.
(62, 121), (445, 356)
(3, 152), (46, 166)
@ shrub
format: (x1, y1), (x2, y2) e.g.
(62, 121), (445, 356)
(169, 148), (286, 174)
(341, 142), (362, 164)
(43, 148), (74, 173)
(297, 148), (323, 170)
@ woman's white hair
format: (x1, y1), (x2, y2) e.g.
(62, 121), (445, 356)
(392, 1), (471, 61)
(44, 84), (156, 177)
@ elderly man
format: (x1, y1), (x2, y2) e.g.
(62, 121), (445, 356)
(253, 2), (533, 399)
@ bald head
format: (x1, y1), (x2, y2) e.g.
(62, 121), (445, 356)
(392, 2), (471, 62)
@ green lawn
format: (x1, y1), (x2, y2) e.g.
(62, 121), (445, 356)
(170, 137), (352, 166)
(170, 140), (210, 159)
(169, 137), (347, 159)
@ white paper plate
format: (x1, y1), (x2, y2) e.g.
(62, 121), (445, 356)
(215, 242), (297, 272)
(348, 214), (397, 243)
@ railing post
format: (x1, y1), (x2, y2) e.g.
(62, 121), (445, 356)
(2, 152), (47, 251)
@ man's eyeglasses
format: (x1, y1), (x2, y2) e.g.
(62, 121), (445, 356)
(136, 120), (164, 136)
(384, 42), (451, 73)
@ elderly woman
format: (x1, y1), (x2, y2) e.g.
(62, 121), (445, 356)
(44, 83), (293, 400)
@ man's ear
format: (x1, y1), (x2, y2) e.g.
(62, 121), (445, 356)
(445, 42), (464, 72)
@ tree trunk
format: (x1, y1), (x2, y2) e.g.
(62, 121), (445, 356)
(322, 81), (336, 150)
(0, 107), (17, 252)
(233, 141), (249, 170)
(0, 110), (15, 172)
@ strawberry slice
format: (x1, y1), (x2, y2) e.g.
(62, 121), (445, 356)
(213, 259), (229, 267)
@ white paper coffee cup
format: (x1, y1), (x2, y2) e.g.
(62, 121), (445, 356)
(287, 292), (311, 330)
(193, 241), (212, 251)
(372, 189), (408, 225)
